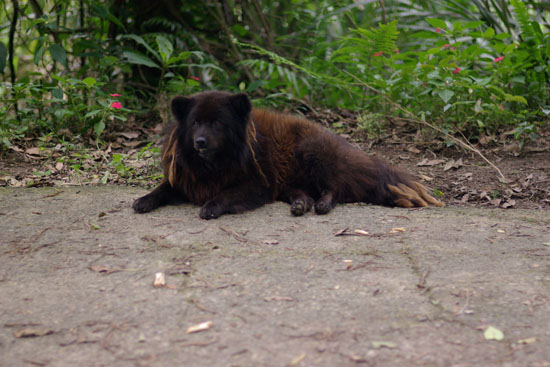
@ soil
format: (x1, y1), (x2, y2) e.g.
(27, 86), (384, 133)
(0, 112), (549, 366)
(1, 187), (549, 366)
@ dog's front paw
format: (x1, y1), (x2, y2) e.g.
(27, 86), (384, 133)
(133, 196), (158, 213)
(199, 200), (224, 220)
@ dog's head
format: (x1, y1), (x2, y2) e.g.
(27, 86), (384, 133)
(171, 91), (252, 161)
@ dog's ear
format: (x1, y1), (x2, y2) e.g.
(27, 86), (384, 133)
(228, 93), (252, 118)
(171, 96), (193, 123)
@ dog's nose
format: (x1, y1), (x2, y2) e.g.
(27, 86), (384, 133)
(195, 137), (207, 149)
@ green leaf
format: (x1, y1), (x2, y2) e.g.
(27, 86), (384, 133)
(51, 87), (63, 100)
(33, 44), (45, 66)
(156, 35), (173, 62)
(504, 94), (528, 104)
(94, 121), (106, 136)
(0, 42), (8, 72)
(484, 326), (504, 341)
(82, 77), (97, 87)
(437, 89), (454, 104)
(482, 27), (495, 39)
(426, 18), (447, 30)
(120, 34), (159, 61)
(48, 44), (67, 67)
(122, 50), (159, 68)
(542, 242), (550, 246)
(84, 109), (102, 118)
(464, 21), (485, 29)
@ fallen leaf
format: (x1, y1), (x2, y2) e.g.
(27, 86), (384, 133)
(517, 337), (536, 344)
(501, 199), (516, 209)
(186, 321), (213, 334)
(334, 228), (349, 236)
(55, 162), (64, 171)
(543, 243), (550, 247)
(444, 158), (464, 171)
(289, 352), (306, 366)
(263, 295), (294, 302)
(25, 147), (42, 156)
(153, 272), (166, 288)
(372, 341), (397, 349)
(353, 229), (369, 236)
(406, 146), (421, 154)
(262, 239), (279, 245)
(390, 227), (406, 233)
(417, 158), (445, 167)
(119, 131), (140, 139)
(13, 327), (54, 338)
(484, 326), (504, 341)
(418, 174), (434, 182)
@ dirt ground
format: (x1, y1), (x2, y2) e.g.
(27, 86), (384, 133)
(1, 186), (549, 367)
(1, 113), (549, 366)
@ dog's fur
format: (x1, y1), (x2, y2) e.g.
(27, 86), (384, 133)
(133, 91), (444, 219)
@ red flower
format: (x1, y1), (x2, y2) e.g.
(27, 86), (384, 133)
(111, 102), (122, 109)
(189, 76), (200, 81)
(494, 56), (504, 63)
(499, 104), (505, 111)
(435, 28), (442, 33)
(373, 51), (383, 57)
(395, 49), (400, 54)
(441, 44), (451, 49)
(452, 67), (461, 74)
(110, 93), (122, 97)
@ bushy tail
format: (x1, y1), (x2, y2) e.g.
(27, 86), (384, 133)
(387, 181), (445, 208)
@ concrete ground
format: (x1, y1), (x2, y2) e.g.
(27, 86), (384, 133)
(1, 186), (549, 367)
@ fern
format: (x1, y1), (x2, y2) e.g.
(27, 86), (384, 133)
(350, 20), (399, 55)
(510, 0), (542, 60)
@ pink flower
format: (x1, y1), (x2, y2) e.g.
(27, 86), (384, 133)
(111, 102), (122, 109)
(373, 51), (383, 57)
(499, 104), (504, 111)
(110, 93), (122, 97)
(395, 49), (400, 54)
(494, 56), (504, 63)
(441, 44), (451, 49)
(189, 76), (200, 81)
(452, 67), (461, 74)
(435, 28), (442, 33)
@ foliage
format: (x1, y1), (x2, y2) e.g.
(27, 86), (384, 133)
(0, 0), (549, 151)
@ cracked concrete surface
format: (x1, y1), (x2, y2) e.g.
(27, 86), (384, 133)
(1, 187), (549, 366)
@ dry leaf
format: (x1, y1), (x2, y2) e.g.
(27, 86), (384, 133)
(444, 158), (463, 171)
(13, 327), (54, 338)
(262, 239), (279, 245)
(406, 146), (421, 154)
(417, 158), (445, 167)
(119, 131), (140, 139)
(289, 353), (306, 366)
(186, 321), (213, 334)
(390, 227), (406, 233)
(518, 337), (536, 344)
(89, 265), (111, 273)
(55, 162), (64, 171)
(353, 229), (369, 236)
(153, 272), (166, 287)
(25, 147), (41, 156)
(263, 295), (294, 302)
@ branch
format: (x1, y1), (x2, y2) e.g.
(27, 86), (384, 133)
(343, 70), (507, 181)
(8, 0), (18, 86)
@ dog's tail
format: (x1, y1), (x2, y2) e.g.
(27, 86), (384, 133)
(387, 180), (445, 208)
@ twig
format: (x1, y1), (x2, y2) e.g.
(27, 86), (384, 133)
(344, 70), (507, 181)
(8, 0), (19, 116)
